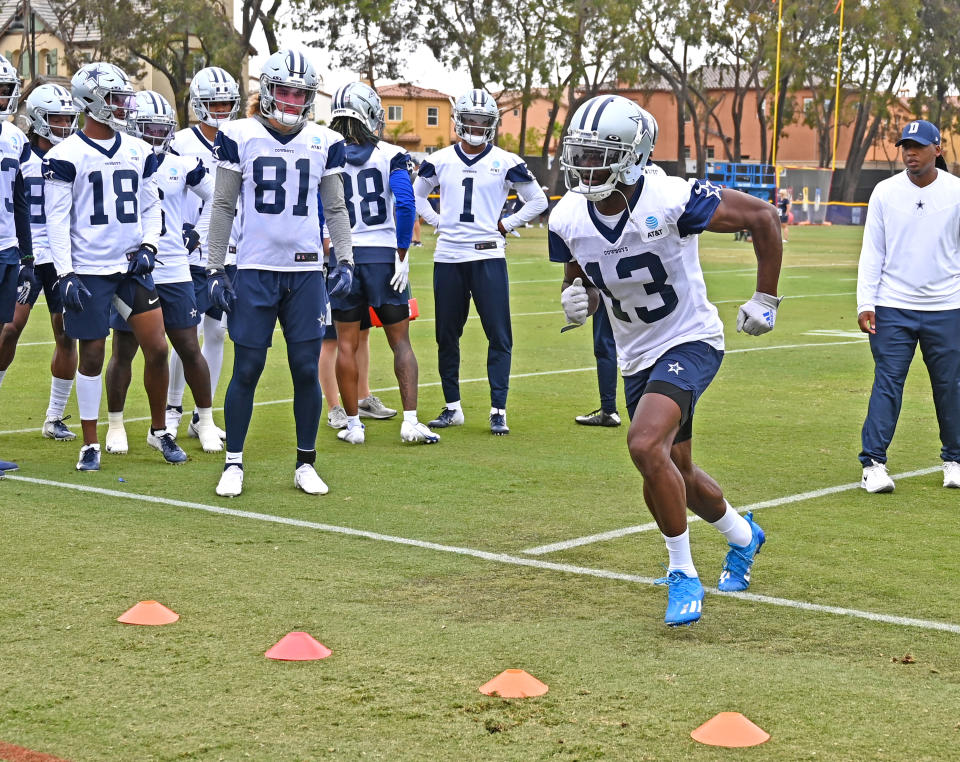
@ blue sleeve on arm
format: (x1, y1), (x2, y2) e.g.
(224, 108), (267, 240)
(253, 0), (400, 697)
(213, 131), (241, 164)
(42, 158), (76, 183)
(506, 162), (534, 184)
(19, 141), (30, 165)
(389, 168), (415, 249)
(317, 190), (325, 228)
(143, 152), (159, 179)
(548, 229), (572, 263)
(326, 140), (346, 170)
(13, 171), (33, 259)
(185, 158), (207, 187)
(677, 180), (723, 237)
(417, 161), (436, 179)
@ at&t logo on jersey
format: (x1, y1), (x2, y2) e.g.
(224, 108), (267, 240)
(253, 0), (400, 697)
(645, 214), (664, 239)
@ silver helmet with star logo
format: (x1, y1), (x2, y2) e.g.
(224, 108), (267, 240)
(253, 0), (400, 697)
(71, 62), (136, 131)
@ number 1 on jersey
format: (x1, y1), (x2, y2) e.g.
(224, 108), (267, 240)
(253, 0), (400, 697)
(459, 177), (474, 223)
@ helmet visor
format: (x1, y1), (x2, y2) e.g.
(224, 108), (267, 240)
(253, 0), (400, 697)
(273, 84), (314, 117)
(561, 139), (627, 190)
(106, 90), (136, 120)
(139, 120), (175, 146)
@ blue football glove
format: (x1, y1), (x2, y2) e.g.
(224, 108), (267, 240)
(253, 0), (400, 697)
(327, 260), (354, 299)
(182, 223), (200, 254)
(206, 267), (235, 313)
(127, 244), (157, 276)
(16, 261), (40, 305)
(59, 272), (91, 312)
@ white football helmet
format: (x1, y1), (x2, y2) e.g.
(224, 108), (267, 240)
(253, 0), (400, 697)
(0, 53), (22, 116)
(71, 62), (136, 131)
(331, 82), (385, 137)
(25, 84), (80, 144)
(259, 49), (320, 128)
(190, 66), (240, 127)
(128, 91), (178, 153)
(452, 89), (499, 146)
(561, 95), (658, 201)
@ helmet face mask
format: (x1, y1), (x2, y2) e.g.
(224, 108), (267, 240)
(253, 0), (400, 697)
(259, 49), (319, 129)
(26, 83), (80, 145)
(71, 63), (136, 131)
(452, 89), (499, 146)
(127, 91), (177, 154)
(331, 82), (385, 138)
(0, 55), (22, 115)
(561, 96), (658, 201)
(190, 66), (240, 127)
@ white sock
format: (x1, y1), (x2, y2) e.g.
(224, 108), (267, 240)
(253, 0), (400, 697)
(107, 410), (124, 429)
(46, 376), (74, 419)
(167, 346), (186, 408)
(196, 407), (214, 425)
(490, 407), (506, 417)
(446, 400), (462, 412)
(201, 314), (227, 396)
(403, 410), (418, 424)
(76, 372), (102, 422)
(709, 501), (753, 547)
(662, 529), (697, 578)
(225, 450), (243, 466)
(346, 414), (362, 430)
(0, 369), (5, 388)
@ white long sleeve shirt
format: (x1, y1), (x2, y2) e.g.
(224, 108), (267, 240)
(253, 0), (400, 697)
(857, 169), (960, 314)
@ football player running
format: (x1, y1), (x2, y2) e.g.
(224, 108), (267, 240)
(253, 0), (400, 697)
(549, 95), (782, 626)
(0, 83), (78, 441)
(165, 66), (240, 442)
(44, 62), (185, 471)
(103, 91), (220, 454)
(413, 89), (547, 435)
(206, 49), (353, 497)
(0, 53), (33, 476)
(328, 82), (438, 445)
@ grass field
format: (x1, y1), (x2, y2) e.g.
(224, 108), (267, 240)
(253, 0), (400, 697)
(2, 224), (959, 761)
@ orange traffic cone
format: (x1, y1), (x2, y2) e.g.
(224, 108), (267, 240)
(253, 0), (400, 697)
(478, 669), (548, 698)
(116, 600), (179, 625)
(691, 712), (770, 747)
(265, 631), (332, 661)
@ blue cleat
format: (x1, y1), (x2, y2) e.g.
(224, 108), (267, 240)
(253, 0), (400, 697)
(0, 458), (19, 474)
(147, 430), (188, 464)
(717, 511), (765, 592)
(75, 444), (100, 471)
(427, 407), (464, 429)
(655, 569), (704, 626)
(43, 416), (77, 441)
(490, 412), (510, 435)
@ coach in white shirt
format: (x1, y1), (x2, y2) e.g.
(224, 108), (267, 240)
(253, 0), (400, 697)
(857, 119), (960, 493)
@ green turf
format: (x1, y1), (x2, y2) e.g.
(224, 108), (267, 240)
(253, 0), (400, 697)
(2, 225), (959, 761)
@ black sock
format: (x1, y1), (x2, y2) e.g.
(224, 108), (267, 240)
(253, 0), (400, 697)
(296, 448), (316, 468)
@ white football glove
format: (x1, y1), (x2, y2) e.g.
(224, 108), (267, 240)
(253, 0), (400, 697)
(561, 277), (590, 326)
(390, 252), (409, 292)
(736, 291), (782, 335)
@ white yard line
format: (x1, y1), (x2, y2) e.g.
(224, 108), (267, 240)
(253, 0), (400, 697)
(521, 466), (941, 556)
(3, 474), (957, 635)
(0, 338), (867, 437)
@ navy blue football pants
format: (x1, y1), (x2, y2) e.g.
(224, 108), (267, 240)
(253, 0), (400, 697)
(592, 307), (619, 414)
(433, 259), (512, 409)
(860, 306), (960, 466)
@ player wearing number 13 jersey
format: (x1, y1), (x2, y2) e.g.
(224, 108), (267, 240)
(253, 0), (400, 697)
(205, 48), (354, 498)
(550, 95), (783, 627)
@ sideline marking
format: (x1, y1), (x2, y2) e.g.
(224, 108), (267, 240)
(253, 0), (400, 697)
(4, 474), (958, 635)
(521, 466), (941, 555)
(0, 338), (866, 436)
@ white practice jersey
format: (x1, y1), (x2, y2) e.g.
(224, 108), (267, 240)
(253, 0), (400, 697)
(21, 146), (50, 264)
(214, 118), (345, 272)
(154, 151), (213, 285)
(857, 169), (960, 313)
(342, 140), (411, 263)
(172, 125), (239, 266)
(43, 131), (159, 275)
(0, 120), (30, 254)
(417, 143), (536, 262)
(549, 176), (726, 376)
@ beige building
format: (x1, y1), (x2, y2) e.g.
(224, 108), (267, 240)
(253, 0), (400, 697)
(377, 83), (454, 155)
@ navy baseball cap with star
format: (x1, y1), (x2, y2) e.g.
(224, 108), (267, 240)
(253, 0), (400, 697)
(895, 120), (941, 147)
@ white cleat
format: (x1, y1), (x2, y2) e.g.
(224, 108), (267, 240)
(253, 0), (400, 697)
(401, 420), (440, 444)
(105, 425), (128, 454)
(195, 422), (224, 453)
(216, 464), (244, 497)
(943, 461), (960, 488)
(337, 424), (365, 445)
(188, 415), (226, 442)
(294, 463), (329, 495)
(861, 460), (894, 493)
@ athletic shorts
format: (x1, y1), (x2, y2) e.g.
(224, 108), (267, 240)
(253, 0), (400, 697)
(623, 340), (724, 444)
(111, 280), (200, 332)
(0, 261), (17, 324)
(63, 273), (160, 341)
(228, 269), (327, 348)
(330, 262), (408, 314)
(21, 262), (65, 313)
